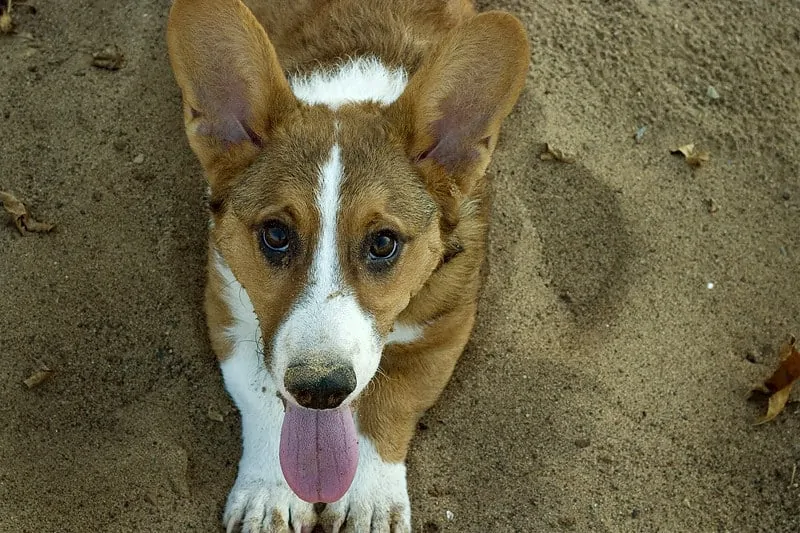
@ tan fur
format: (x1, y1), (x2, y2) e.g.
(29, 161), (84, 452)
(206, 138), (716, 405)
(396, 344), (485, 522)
(167, 0), (299, 180)
(205, 248), (235, 358)
(243, 0), (476, 74)
(213, 110), (337, 364)
(167, 0), (529, 467)
(355, 307), (477, 462)
(334, 106), (444, 336)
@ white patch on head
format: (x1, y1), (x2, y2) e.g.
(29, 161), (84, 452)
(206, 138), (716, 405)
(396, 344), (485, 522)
(272, 144), (382, 405)
(386, 322), (425, 345)
(289, 56), (407, 110)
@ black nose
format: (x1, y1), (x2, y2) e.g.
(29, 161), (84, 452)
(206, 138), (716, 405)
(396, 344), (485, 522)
(284, 363), (357, 410)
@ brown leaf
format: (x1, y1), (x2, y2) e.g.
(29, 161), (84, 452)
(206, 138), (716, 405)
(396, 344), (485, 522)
(764, 336), (800, 392)
(23, 367), (53, 389)
(0, 0), (13, 34)
(540, 143), (575, 164)
(755, 386), (793, 425)
(206, 405), (224, 423)
(92, 45), (125, 71)
(752, 335), (800, 424)
(670, 143), (710, 167)
(0, 12), (12, 34)
(0, 190), (55, 235)
(671, 143), (694, 158)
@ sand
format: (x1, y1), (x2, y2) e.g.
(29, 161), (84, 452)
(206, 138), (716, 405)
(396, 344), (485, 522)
(1, 0), (799, 531)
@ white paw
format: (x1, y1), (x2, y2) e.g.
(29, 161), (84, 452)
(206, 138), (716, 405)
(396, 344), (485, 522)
(319, 438), (411, 533)
(223, 478), (317, 533)
(219, 346), (317, 532)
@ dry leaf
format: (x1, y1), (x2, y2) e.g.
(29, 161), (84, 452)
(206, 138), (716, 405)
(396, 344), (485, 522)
(0, 191), (55, 235)
(670, 143), (710, 167)
(92, 45), (125, 70)
(207, 405), (224, 423)
(686, 152), (710, 167)
(763, 336), (800, 392)
(752, 335), (800, 424)
(671, 143), (694, 158)
(540, 143), (575, 163)
(0, 0), (13, 34)
(756, 387), (793, 425)
(23, 367), (53, 389)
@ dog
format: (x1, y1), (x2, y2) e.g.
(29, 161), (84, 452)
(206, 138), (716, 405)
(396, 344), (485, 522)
(166, 0), (528, 530)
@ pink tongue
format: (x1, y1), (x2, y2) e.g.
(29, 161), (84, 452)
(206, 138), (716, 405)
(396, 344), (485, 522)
(279, 403), (359, 503)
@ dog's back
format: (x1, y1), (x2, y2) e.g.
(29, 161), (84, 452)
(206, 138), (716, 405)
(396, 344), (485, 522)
(244, 0), (476, 74)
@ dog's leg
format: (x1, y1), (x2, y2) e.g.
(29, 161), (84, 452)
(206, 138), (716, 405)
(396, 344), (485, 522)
(319, 436), (410, 533)
(220, 346), (318, 533)
(210, 256), (318, 533)
(319, 310), (476, 533)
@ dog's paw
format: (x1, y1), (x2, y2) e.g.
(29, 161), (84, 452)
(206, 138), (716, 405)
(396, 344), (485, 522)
(320, 439), (411, 533)
(223, 479), (317, 533)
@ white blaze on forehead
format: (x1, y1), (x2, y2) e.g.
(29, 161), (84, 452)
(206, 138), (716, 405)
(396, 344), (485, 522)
(289, 56), (408, 110)
(271, 143), (382, 403)
(314, 144), (344, 291)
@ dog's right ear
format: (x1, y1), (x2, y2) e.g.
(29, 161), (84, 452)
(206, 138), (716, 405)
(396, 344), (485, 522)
(167, 0), (298, 183)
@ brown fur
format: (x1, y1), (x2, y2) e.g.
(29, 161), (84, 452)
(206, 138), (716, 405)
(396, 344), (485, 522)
(214, 109), (337, 363)
(243, 0), (476, 74)
(167, 0), (528, 465)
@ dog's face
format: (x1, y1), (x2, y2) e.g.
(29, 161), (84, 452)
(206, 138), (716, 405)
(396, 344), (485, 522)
(211, 105), (443, 406)
(167, 0), (528, 410)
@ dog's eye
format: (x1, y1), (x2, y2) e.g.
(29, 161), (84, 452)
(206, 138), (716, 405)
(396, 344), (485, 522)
(368, 231), (399, 261)
(262, 223), (290, 252)
(259, 221), (293, 266)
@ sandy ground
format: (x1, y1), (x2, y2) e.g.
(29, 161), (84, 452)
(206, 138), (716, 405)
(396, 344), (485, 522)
(1, 0), (799, 531)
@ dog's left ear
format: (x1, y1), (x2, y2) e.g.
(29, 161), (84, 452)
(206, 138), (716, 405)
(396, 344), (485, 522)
(388, 12), (529, 221)
(167, 0), (298, 183)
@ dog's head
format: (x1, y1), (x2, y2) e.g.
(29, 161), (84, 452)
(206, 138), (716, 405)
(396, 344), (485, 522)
(167, 0), (528, 410)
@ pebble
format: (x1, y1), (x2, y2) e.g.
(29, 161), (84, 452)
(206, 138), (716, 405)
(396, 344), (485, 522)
(634, 125), (648, 144)
(782, 190), (791, 201)
(133, 154), (144, 164)
(207, 406), (224, 422)
(707, 85), (720, 100)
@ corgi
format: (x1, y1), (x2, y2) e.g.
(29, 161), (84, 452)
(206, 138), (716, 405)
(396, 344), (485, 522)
(166, 0), (528, 531)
